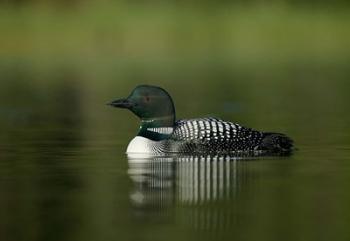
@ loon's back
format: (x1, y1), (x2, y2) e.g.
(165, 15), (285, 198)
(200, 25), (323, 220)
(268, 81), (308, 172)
(170, 118), (293, 154)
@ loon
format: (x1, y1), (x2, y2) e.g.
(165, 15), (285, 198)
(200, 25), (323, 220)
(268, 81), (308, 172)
(108, 85), (293, 155)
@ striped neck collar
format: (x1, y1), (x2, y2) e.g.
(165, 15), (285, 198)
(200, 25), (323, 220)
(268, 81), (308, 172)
(146, 127), (174, 135)
(137, 117), (174, 141)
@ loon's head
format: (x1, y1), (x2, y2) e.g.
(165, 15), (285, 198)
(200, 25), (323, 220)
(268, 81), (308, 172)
(108, 85), (176, 129)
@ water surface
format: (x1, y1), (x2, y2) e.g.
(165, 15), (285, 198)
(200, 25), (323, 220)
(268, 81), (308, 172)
(1, 66), (350, 241)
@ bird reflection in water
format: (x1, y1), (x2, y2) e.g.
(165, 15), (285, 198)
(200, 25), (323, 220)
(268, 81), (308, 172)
(127, 153), (261, 230)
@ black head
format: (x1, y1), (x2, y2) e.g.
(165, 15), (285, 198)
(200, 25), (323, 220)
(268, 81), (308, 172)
(108, 85), (176, 127)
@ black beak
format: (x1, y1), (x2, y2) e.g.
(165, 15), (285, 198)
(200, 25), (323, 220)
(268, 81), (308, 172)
(107, 98), (133, 109)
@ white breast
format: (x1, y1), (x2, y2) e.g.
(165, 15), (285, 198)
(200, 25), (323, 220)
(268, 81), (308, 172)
(126, 136), (157, 154)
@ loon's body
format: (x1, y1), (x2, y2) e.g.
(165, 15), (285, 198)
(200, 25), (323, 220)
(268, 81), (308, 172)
(109, 85), (293, 155)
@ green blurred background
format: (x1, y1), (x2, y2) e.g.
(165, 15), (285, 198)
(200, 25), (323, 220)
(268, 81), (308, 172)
(2, 0), (350, 133)
(1, 1), (350, 241)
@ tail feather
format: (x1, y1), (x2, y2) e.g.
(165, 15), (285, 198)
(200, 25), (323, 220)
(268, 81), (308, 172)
(260, 132), (294, 154)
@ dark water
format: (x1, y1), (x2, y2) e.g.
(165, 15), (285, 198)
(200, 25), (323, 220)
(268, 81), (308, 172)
(1, 65), (350, 241)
